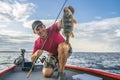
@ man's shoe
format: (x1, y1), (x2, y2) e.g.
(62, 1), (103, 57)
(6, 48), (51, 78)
(58, 72), (67, 80)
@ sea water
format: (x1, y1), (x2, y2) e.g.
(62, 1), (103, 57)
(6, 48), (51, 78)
(0, 51), (120, 75)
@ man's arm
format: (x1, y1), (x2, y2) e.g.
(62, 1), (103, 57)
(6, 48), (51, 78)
(57, 20), (62, 30)
(31, 49), (43, 62)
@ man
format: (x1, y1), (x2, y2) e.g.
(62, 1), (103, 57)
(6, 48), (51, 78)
(31, 6), (73, 80)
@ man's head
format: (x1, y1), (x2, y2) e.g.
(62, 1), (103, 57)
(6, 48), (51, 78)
(32, 20), (43, 32)
(32, 20), (47, 38)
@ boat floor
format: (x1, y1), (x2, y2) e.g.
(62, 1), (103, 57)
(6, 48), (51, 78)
(1, 65), (79, 80)
(1, 64), (118, 80)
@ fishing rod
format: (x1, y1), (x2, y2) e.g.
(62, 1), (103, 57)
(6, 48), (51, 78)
(27, 0), (68, 78)
(54, 0), (68, 23)
(27, 39), (47, 78)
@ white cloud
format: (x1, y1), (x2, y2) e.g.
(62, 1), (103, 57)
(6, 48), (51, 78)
(70, 39), (111, 52)
(8, 38), (33, 43)
(0, 24), (7, 28)
(115, 29), (120, 37)
(74, 17), (120, 38)
(41, 19), (55, 27)
(23, 19), (55, 28)
(0, 16), (120, 52)
(0, 0), (35, 22)
(0, 29), (22, 36)
(72, 17), (120, 52)
(23, 20), (34, 28)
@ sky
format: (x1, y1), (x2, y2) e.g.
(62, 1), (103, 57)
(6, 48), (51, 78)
(0, 0), (120, 52)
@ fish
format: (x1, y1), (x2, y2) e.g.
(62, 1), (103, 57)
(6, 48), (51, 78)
(62, 6), (77, 43)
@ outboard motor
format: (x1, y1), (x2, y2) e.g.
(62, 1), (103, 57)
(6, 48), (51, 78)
(14, 49), (25, 66)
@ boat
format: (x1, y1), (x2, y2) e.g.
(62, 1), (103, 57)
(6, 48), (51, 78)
(0, 49), (120, 80)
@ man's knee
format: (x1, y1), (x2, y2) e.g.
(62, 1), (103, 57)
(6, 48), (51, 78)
(42, 68), (54, 77)
(58, 42), (70, 51)
(58, 42), (72, 58)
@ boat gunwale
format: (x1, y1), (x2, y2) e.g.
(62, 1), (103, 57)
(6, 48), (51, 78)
(65, 65), (120, 80)
(0, 64), (16, 76)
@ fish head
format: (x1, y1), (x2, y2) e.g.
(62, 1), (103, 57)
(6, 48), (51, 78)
(64, 7), (72, 17)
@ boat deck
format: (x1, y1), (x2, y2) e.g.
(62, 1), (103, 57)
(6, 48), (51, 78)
(1, 64), (119, 80)
(1, 65), (78, 80)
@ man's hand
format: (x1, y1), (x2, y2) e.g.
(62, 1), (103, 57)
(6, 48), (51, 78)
(57, 19), (62, 30)
(31, 49), (43, 62)
(31, 53), (37, 62)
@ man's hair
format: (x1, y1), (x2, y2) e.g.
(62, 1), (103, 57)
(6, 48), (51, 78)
(68, 6), (75, 14)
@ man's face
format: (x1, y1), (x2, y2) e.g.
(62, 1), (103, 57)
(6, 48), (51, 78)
(34, 25), (47, 38)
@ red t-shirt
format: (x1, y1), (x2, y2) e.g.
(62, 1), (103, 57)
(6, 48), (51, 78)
(32, 23), (65, 55)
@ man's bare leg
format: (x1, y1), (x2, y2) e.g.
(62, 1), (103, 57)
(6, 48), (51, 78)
(42, 68), (54, 77)
(58, 42), (70, 73)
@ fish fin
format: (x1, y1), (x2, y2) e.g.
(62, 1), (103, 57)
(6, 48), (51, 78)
(71, 32), (74, 38)
(73, 19), (77, 24)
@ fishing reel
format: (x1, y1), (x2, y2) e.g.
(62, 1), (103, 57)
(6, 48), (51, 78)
(20, 49), (26, 56)
(14, 49), (25, 65)
(37, 56), (46, 63)
(34, 56), (46, 63)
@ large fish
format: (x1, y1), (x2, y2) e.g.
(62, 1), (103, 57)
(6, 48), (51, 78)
(62, 6), (77, 43)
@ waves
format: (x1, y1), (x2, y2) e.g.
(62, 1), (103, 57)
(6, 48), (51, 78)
(0, 51), (120, 75)
(66, 52), (120, 75)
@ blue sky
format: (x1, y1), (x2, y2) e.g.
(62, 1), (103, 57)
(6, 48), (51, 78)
(0, 0), (120, 52)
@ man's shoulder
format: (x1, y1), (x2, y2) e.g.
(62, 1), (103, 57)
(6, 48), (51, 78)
(47, 23), (60, 32)
(35, 37), (42, 42)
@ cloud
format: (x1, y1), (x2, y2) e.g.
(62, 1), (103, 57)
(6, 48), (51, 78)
(0, 0), (35, 22)
(0, 28), (36, 51)
(23, 20), (34, 28)
(70, 39), (112, 52)
(72, 17), (120, 52)
(74, 17), (120, 38)
(0, 16), (120, 52)
(115, 29), (120, 37)
(0, 24), (7, 28)
(23, 19), (55, 28)
(0, 29), (23, 36)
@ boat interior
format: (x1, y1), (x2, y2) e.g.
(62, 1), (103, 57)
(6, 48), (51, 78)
(0, 63), (116, 80)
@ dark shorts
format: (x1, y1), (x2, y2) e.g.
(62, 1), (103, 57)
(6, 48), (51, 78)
(43, 46), (72, 69)
(43, 55), (58, 69)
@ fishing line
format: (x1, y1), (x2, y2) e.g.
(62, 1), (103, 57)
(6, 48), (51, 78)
(53, 0), (68, 24)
